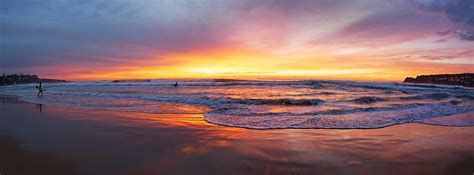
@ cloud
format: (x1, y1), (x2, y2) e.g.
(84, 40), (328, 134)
(414, 0), (474, 41)
(0, 0), (369, 71)
(0, 0), (234, 70)
(1, 0), (472, 79)
(313, 0), (448, 49)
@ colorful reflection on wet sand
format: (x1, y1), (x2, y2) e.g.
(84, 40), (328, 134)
(1, 96), (473, 175)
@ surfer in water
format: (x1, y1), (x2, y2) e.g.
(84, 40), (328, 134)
(174, 82), (178, 87)
(36, 82), (44, 96)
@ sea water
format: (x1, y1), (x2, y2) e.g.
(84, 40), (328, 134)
(1, 79), (473, 129)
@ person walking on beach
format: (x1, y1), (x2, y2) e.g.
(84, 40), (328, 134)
(174, 82), (179, 87)
(36, 82), (44, 96)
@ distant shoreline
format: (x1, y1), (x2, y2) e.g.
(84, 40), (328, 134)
(0, 74), (67, 86)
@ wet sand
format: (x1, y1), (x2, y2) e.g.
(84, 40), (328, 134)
(0, 135), (78, 175)
(1, 96), (473, 175)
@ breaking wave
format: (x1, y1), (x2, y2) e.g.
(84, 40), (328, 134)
(1, 79), (473, 129)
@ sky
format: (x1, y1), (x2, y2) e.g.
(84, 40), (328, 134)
(1, 0), (473, 81)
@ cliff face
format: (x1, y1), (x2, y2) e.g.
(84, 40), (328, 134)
(1, 74), (67, 86)
(403, 73), (473, 87)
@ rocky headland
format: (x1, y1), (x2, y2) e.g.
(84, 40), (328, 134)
(403, 73), (473, 87)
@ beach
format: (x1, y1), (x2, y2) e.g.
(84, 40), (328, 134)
(1, 95), (473, 175)
(3, 0), (474, 174)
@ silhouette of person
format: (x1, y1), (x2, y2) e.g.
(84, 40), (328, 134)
(174, 82), (178, 87)
(36, 82), (43, 96)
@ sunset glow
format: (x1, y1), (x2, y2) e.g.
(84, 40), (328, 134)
(1, 0), (473, 81)
(2, 1), (474, 174)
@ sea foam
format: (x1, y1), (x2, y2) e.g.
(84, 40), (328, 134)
(1, 79), (473, 129)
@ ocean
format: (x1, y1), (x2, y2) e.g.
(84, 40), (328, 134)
(1, 79), (473, 129)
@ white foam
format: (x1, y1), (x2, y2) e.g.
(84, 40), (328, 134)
(205, 104), (474, 129)
(2, 80), (473, 129)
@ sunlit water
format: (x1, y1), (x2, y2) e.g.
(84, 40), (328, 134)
(1, 79), (473, 129)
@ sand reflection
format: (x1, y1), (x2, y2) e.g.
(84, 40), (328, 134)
(1, 97), (474, 175)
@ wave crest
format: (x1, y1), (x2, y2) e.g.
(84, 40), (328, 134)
(351, 97), (386, 104)
(228, 98), (324, 106)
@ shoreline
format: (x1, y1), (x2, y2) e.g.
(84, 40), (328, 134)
(1, 95), (474, 175)
(3, 94), (473, 130)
